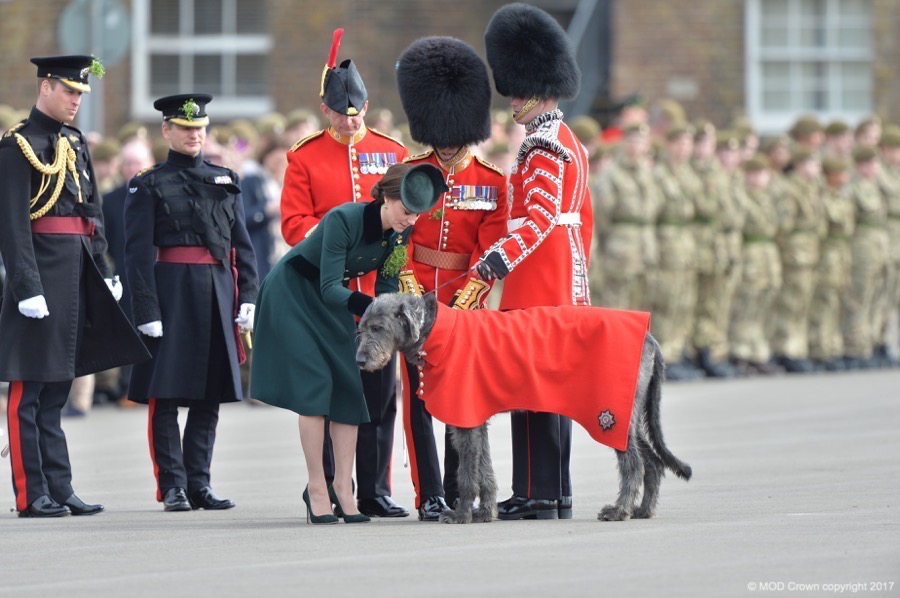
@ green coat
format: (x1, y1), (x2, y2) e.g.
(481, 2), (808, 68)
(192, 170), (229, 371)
(250, 201), (407, 423)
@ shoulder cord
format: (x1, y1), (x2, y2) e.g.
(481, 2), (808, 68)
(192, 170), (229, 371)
(15, 132), (82, 220)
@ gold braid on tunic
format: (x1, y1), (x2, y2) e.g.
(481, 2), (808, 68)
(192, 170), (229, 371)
(15, 133), (82, 220)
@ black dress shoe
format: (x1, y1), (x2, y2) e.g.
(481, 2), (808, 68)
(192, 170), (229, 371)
(418, 496), (450, 521)
(558, 496), (573, 519)
(357, 496), (409, 518)
(189, 486), (235, 510)
(497, 494), (558, 520)
(18, 495), (70, 518)
(62, 493), (105, 516)
(162, 488), (191, 512)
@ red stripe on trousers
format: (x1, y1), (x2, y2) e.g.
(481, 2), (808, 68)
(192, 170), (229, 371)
(147, 399), (162, 502)
(8, 382), (29, 511)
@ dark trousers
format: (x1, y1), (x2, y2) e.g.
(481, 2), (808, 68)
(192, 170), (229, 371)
(510, 411), (572, 500)
(322, 353), (398, 500)
(148, 398), (220, 500)
(6, 380), (75, 511)
(402, 358), (460, 508)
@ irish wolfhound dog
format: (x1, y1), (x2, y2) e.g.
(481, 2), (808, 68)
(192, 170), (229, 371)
(356, 293), (692, 523)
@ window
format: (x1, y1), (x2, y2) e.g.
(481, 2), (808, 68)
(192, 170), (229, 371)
(131, 0), (273, 121)
(745, 0), (872, 134)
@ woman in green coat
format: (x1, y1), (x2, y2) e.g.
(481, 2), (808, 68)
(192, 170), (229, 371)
(251, 163), (445, 523)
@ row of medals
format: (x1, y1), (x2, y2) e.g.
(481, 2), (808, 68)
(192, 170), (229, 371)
(358, 153), (399, 175)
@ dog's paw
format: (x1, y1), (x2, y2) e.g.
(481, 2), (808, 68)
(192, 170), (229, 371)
(632, 506), (655, 519)
(598, 504), (631, 521)
(471, 505), (494, 523)
(439, 509), (473, 524)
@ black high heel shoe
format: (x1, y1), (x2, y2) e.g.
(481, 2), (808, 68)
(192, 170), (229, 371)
(328, 485), (370, 523)
(302, 486), (338, 525)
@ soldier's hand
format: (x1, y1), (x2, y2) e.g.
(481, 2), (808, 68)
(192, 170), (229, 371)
(105, 277), (123, 302)
(138, 320), (163, 338)
(18, 295), (49, 319)
(235, 303), (255, 332)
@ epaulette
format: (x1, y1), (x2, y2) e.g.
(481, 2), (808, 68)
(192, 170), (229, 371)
(2, 119), (27, 138)
(134, 162), (163, 178)
(290, 129), (325, 152)
(368, 127), (406, 147)
(516, 134), (573, 165)
(475, 155), (505, 176)
(403, 149), (434, 163)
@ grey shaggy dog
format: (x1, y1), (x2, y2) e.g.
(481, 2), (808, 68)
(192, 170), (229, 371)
(356, 293), (692, 524)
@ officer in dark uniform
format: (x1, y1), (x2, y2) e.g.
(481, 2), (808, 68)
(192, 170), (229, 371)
(0, 55), (150, 517)
(124, 94), (258, 512)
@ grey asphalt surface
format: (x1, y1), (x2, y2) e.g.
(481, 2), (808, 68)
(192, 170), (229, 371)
(0, 369), (897, 597)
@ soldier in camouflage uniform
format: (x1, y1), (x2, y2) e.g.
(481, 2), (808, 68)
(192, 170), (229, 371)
(874, 127), (900, 366)
(595, 123), (660, 311)
(770, 149), (824, 373)
(731, 156), (783, 375)
(690, 122), (738, 377)
(842, 146), (889, 369)
(809, 156), (855, 370)
(652, 124), (703, 379)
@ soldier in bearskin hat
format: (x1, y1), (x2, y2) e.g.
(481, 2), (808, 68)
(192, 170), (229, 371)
(280, 28), (410, 518)
(395, 36), (510, 520)
(475, 3), (593, 520)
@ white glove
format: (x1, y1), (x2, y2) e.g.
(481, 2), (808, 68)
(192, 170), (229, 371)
(235, 303), (255, 332)
(105, 277), (123, 302)
(18, 295), (49, 319)
(138, 320), (163, 338)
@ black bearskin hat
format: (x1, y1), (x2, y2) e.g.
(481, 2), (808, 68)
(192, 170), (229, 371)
(396, 37), (492, 149)
(484, 3), (581, 100)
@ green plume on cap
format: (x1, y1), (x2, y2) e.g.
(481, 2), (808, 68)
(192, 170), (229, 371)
(89, 57), (105, 79)
(181, 99), (199, 122)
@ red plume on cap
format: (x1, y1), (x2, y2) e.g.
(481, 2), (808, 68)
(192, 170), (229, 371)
(327, 28), (344, 69)
(320, 28), (344, 98)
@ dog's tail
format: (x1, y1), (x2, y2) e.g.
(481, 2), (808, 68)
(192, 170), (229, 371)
(646, 345), (693, 481)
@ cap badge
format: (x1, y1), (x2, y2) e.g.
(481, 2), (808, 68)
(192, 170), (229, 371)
(181, 99), (200, 121)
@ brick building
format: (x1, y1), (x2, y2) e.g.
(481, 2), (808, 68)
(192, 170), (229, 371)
(1, 0), (898, 136)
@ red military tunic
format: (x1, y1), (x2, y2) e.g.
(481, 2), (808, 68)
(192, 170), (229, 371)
(485, 109), (592, 309)
(413, 303), (651, 450)
(402, 149), (509, 305)
(280, 125), (407, 294)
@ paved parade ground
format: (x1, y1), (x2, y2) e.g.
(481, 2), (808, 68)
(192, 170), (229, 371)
(1, 369), (898, 597)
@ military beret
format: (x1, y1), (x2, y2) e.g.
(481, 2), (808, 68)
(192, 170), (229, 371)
(743, 155), (769, 172)
(716, 131), (740, 151)
(255, 112), (286, 137)
(665, 123), (694, 141)
(569, 115), (602, 145)
(789, 115), (823, 139)
(880, 126), (900, 148)
(822, 156), (850, 174)
(623, 122), (650, 136)
(790, 147), (816, 166)
(856, 115), (882, 133)
(824, 120), (850, 136)
(91, 138), (121, 161)
(852, 146), (878, 163)
(654, 99), (686, 123)
(761, 134), (790, 154)
(693, 119), (716, 140)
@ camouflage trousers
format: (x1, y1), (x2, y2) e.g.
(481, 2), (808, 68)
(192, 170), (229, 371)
(808, 240), (851, 362)
(873, 257), (900, 346)
(692, 263), (739, 361)
(730, 243), (782, 363)
(599, 269), (653, 312)
(770, 265), (816, 358)
(843, 230), (889, 358)
(652, 268), (697, 363)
